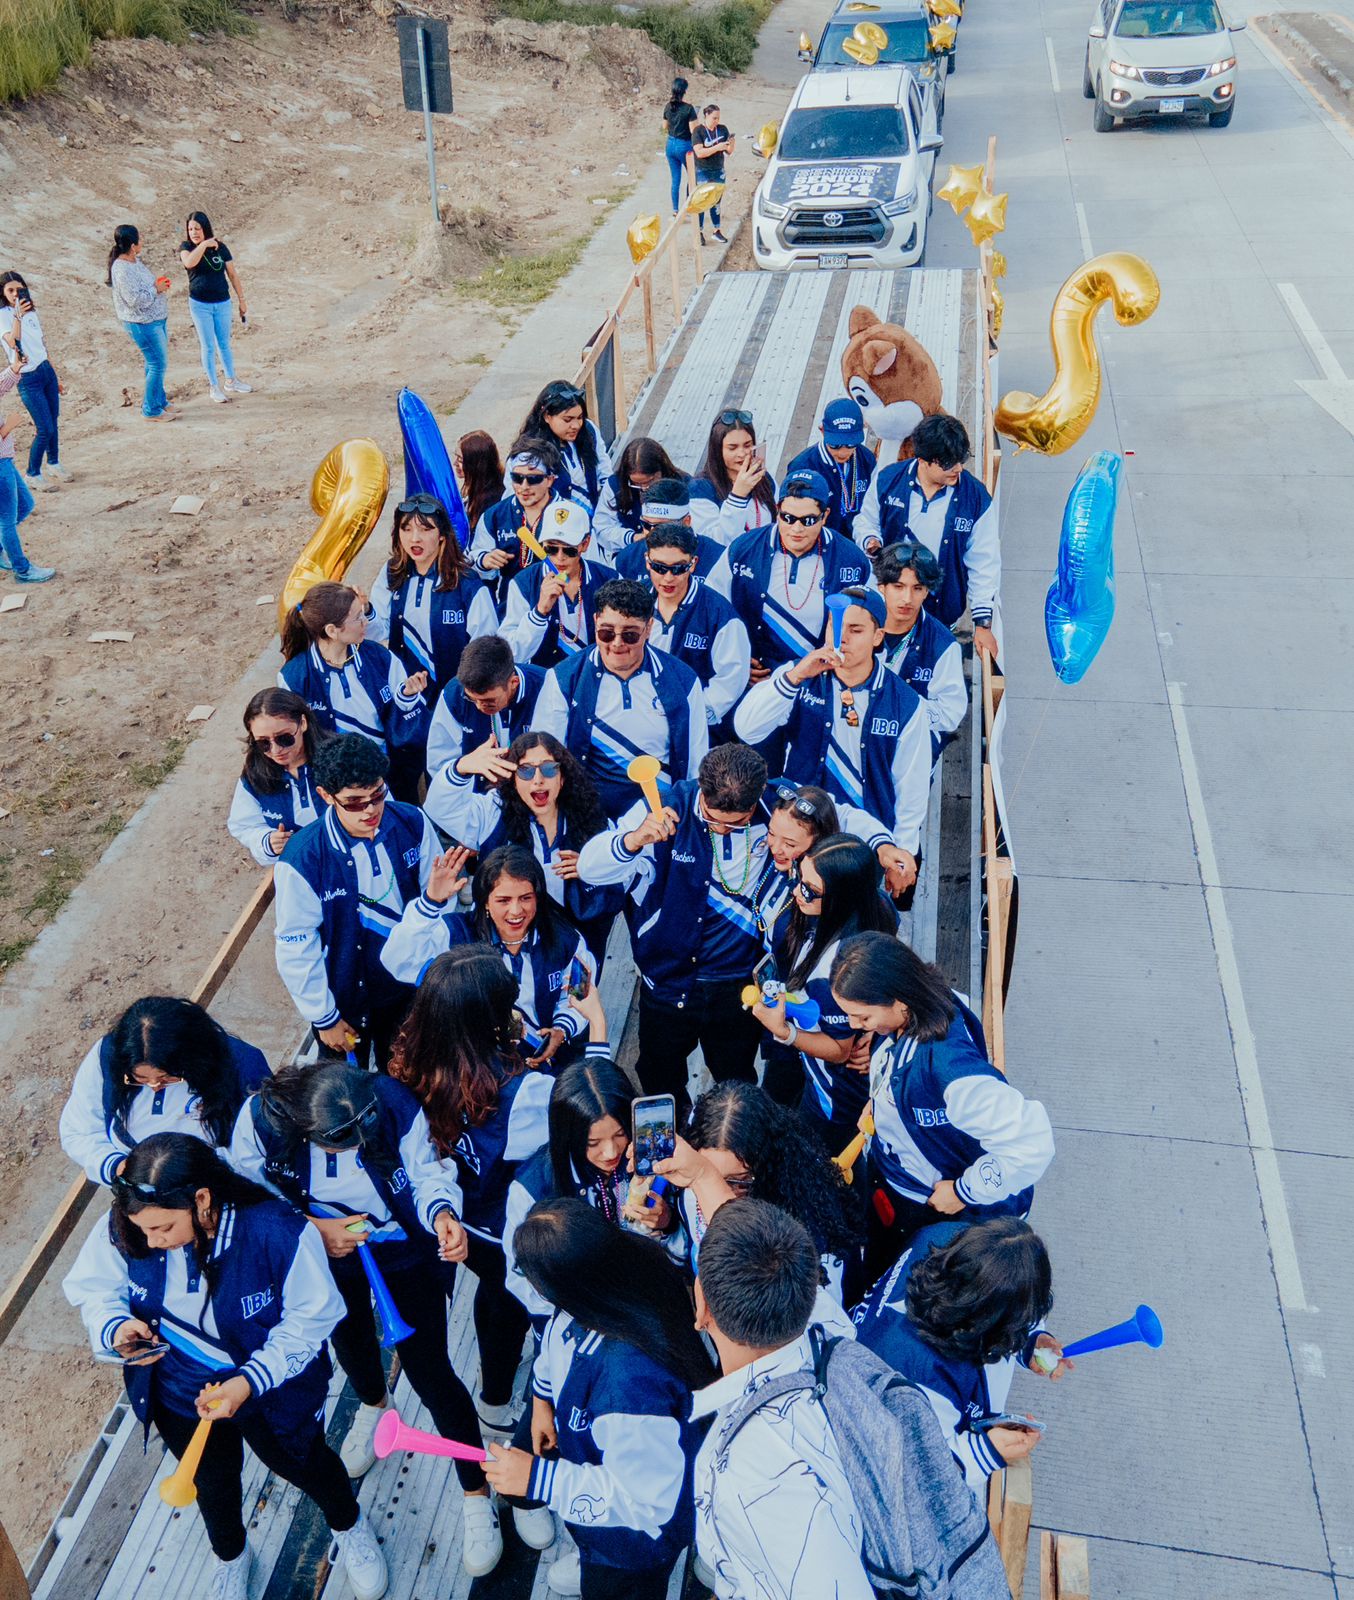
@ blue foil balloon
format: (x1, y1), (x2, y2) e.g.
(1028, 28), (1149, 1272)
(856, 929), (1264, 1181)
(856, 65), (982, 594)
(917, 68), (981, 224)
(397, 387), (471, 547)
(1045, 450), (1122, 684)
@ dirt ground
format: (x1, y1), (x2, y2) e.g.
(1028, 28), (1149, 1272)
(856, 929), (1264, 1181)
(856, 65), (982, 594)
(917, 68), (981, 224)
(0, 0), (735, 1561)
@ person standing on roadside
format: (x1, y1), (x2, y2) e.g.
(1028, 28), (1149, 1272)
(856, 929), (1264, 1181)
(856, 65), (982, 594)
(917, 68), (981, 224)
(179, 212), (251, 404)
(662, 77), (698, 216)
(107, 224), (171, 422)
(691, 104), (734, 244)
(0, 349), (56, 584)
(0, 272), (67, 491)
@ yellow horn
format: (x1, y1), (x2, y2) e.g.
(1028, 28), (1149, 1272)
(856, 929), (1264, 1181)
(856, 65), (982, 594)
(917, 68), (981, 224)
(279, 440), (390, 633)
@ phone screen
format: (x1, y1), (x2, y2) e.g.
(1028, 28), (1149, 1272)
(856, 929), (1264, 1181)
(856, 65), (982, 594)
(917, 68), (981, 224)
(632, 1094), (676, 1177)
(567, 956), (591, 1002)
(752, 443), (767, 465)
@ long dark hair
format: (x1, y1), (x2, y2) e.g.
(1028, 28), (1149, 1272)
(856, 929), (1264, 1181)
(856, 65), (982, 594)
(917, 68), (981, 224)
(105, 997), (240, 1146)
(386, 498), (468, 592)
(472, 844), (579, 953)
(687, 1081), (860, 1260)
(495, 731), (605, 849)
(521, 382), (598, 482)
(614, 437), (685, 524)
(185, 211), (218, 246)
(240, 686), (330, 795)
(702, 413), (777, 515)
(107, 224), (140, 284)
(110, 1132), (274, 1266)
(778, 833), (895, 990)
(389, 945), (524, 1144)
(254, 1062), (401, 1184)
(280, 580), (358, 662)
(458, 430), (506, 528)
(667, 75), (689, 109)
(905, 1217), (1054, 1365)
(829, 932), (956, 1042)
(0, 271), (33, 310)
(515, 1198), (714, 1389)
(548, 1060), (634, 1195)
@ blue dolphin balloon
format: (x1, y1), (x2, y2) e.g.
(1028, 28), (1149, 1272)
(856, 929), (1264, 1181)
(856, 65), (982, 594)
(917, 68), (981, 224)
(397, 386), (471, 547)
(1045, 451), (1122, 684)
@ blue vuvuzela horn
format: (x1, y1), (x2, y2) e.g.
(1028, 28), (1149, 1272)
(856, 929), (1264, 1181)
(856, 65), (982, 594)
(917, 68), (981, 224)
(1060, 1304), (1163, 1360)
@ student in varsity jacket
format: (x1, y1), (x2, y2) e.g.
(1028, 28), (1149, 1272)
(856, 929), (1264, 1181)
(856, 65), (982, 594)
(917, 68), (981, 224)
(423, 730), (624, 969)
(63, 1134), (388, 1600)
(469, 435), (569, 613)
(382, 844), (597, 1066)
(782, 397), (877, 541)
(273, 734), (440, 1070)
(640, 520), (750, 733)
(609, 477), (725, 582)
(575, 743), (769, 1114)
(425, 633), (546, 781)
(690, 408), (779, 544)
(852, 413), (1001, 662)
(733, 586), (931, 902)
(519, 379), (613, 512)
(853, 1217), (1072, 1494)
(829, 932), (1055, 1279)
(228, 1064), (509, 1580)
(589, 438), (690, 564)
(532, 577), (710, 821)
(873, 539), (967, 763)
(483, 1198), (712, 1600)
(707, 469), (873, 681)
(227, 688), (331, 868)
(60, 995), (269, 1186)
(501, 498), (618, 668)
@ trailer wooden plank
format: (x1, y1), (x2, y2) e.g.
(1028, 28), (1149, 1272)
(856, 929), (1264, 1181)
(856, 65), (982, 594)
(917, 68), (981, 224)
(739, 271), (835, 478)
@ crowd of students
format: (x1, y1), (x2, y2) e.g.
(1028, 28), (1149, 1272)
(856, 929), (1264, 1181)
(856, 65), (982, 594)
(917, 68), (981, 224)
(59, 377), (1067, 1600)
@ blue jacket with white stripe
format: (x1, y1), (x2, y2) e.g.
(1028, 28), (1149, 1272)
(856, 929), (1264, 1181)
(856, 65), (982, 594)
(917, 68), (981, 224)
(723, 524), (871, 668)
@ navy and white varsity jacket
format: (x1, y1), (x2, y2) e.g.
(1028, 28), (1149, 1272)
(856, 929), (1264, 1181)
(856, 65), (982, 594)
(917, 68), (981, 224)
(527, 1312), (698, 1571)
(554, 420), (612, 511)
(447, 1063), (553, 1242)
(227, 765), (321, 867)
(502, 556), (619, 668)
(853, 460), (998, 627)
(783, 440), (878, 539)
(367, 565), (497, 691)
(273, 803), (438, 1031)
(469, 490), (572, 612)
(880, 609), (967, 762)
(279, 640), (424, 755)
(60, 1030), (270, 1186)
(614, 531), (725, 583)
(425, 662), (546, 778)
(734, 660), (932, 855)
(591, 476), (724, 563)
(688, 476), (779, 545)
(868, 994), (1054, 1213)
(64, 1199), (343, 1437)
(645, 576), (751, 724)
(853, 1220), (1048, 1493)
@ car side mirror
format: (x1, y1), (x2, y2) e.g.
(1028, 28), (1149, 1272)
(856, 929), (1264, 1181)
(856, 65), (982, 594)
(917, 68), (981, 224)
(1227, 18), (1246, 28)
(798, 48), (813, 60)
(1089, 23), (1105, 36)
(918, 132), (944, 152)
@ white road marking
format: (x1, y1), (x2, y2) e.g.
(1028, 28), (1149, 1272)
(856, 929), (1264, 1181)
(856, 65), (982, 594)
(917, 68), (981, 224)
(1045, 35), (1062, 95)
(1277, 281), (1347, 382)
(1075, 201), (1093, 260)
(1166, 683), (1311, 1314)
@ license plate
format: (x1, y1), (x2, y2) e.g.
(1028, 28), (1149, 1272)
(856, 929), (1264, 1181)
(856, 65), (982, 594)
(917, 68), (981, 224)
(1158, 96), (1185, 113)
(819, 252), (849, 268)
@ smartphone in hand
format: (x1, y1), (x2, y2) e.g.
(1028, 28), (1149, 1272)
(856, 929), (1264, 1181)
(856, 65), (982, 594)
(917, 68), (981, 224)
(632, 1093), (677, 1177)
(567, 956), (591, 1002)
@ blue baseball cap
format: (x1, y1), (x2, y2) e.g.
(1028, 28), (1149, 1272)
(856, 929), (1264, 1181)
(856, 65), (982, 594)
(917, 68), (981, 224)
(836, 585), (887, 627)
(780, 469), (832, 510)
(822, 397), (865, 448)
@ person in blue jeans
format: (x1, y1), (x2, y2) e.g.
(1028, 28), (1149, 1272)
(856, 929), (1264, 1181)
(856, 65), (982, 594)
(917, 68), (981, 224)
(0, 272), (67, 490)
(0, 354), (56, 583)
(691, 104), (734, 244)
(661, 77), (697, 215)
(107, 224), (171, 422)
(180, 211), (251, 404)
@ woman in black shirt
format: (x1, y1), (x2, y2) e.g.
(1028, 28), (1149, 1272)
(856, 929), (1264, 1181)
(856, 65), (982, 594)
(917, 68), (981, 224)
(180, 210), (250, 403)
(661, 77), (697, 215)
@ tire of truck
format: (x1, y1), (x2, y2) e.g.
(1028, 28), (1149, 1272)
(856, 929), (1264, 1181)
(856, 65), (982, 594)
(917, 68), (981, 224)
(1083, 53), (1095, 97)
(1093, 95), (1116, 132)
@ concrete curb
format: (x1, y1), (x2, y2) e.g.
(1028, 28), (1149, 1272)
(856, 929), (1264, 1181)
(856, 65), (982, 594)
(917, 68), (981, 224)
(1263, 15), (1354, 100)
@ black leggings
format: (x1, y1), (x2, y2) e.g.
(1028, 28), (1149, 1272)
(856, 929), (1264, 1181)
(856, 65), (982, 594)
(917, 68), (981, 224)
(330, 1252), (487, 1491)
(152, 1394), (357, 1562)
(462, 1232), (531, 1409)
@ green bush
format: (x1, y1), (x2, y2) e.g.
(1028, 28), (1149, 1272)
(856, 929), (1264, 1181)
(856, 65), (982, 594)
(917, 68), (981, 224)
(497, 0), (776, 74)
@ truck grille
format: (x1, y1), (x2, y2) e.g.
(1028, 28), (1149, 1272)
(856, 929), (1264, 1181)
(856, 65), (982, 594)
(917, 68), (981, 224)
(1141, 66), (1206, 86)
(784, 207), (886, 246)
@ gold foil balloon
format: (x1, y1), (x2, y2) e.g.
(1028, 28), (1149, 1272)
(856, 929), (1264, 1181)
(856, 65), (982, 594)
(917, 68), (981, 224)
(854, 20), (889, 48)
(842, 35), (880, 63)
(280, 440), (389, 633)
(964, 188), (1008, 245)
(686, 180), (726, 216)
(995, 252), (1161, 454)
(929, 20), (957, 51)
(844, 3), (882, 10)
(937, 161), (985, 215)
(755, 122), (779, 156)
(929, 0), (962, 16)
(626, 214), (661, 264)
(990, 285), (1005, 339)
(798, 29), (812, 50)
(992, 249), (1008, 278)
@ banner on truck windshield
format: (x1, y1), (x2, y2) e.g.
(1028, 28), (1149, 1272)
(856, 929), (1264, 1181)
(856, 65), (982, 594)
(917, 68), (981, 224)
(769, 162), (900, 205)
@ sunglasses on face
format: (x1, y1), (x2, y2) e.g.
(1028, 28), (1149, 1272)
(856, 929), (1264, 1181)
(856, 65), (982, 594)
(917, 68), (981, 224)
(517, 761), (560, 781)
(542, 542), (580, 559)
(725, 1173), (755, 1195)
(254, 730), (299, 754)
(796, 878), (824, 904)
(647, 557), (694, 577)
(318, 1099), (380, 1147)
(776, 784), (821, 820)
(778, 510), (822, 528)
(511, 471), (548, 487)
(596, 625), (645, 645)
(332, 784), (389, 812)
(719, 409), (753, 427)
(397, 493), (443, 516)
(113, 1177), (163, 1200)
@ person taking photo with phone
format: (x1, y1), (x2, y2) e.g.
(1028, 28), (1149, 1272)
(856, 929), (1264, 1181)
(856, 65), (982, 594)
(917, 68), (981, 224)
(227, 688), (331, 867)
(179, 212), (250, 403)
(0, 271), (67, 490)
(107, 224), (172, 422)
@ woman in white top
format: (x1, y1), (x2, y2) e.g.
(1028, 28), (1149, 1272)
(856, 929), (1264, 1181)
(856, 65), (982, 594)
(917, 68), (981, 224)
(518, 380), (613, 511)
(690, 409), (778, 544)
(0, 271), (65, 490)
(106, 224), (171, 422)
(227, 687), (330, 867)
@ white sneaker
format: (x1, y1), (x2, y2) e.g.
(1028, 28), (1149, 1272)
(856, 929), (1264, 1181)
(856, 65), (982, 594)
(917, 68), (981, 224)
(340, 1401), (387, 1477)
(22, 473), (45, 492)
(514, 1503), (556, 1550)
(462, 1492), (504, 1576)
(209, 385), (228, 403)
(546, 1546), (582, 1596)
(44, 463), (71, 482)
(223, 377), (253, 393)
(334, 1512), (388, 1600)
(477, 1397), (520, 1435)
(208, 1543), (251, 1600)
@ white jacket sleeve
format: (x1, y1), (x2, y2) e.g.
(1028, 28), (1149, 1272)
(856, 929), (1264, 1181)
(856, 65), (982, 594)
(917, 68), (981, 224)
(469, 510), (500, 576)
(226, 1098), (290, 1198)
(533, 1412), (686, 1539)
(503, 1176), (552, 1317)
(853, 469), (884, 554)
(239, 1224), (345, 1400)
(576, 799), (651, 889)
(889, 702), (933, 856)
(531, 670), (571, 744)
(502, 579), (552, 665)
(590, 421), (614, 482)
(426, 692), (469, 776)
(367, 565), (394, 643)
(380, 895), (457, 984)
(943, 1075), (1055, 1207)
(926, 641), (968, 739)
(919, 1380), (1004, 1493)
(505, 1071), (554, 1161)
(59, 1042), (124, 1184)
(964, 491), (1000, 627)
(468, 585), (500, 640)
(423, 765), (499, 847)
(704, 615), (752, 721)
(732, 662), (798, 745)
(400, 1107), (464, 1228)
(590, 487), (628, 564)
(387, 649), (423, 710)
(836, 803), (893, 853)
(64, 1217), (135, 1354)
(227, 779), (279, 868)
(682, 681), (711, 779)
(417, 810), (439, 889)
(705, 547), (734, 602)
(273, 858), (339, 1030)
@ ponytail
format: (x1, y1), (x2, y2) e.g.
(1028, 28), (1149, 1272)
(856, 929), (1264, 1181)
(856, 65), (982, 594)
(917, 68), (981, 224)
(107, 224), (140, 286)
(279, 580), (357, 661)
(668, 75), (688, 109)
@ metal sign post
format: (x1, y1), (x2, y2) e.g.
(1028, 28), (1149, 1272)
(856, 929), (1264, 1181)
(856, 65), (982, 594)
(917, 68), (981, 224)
(396, 16), (453, 225)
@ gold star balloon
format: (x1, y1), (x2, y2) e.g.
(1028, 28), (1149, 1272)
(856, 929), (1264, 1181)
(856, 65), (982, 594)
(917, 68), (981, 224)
(929, 0), (962, 16)
(937, 161), (986, 216)
(992, 250), (1008, 278)
(929, 21), (957, 51)
(964, 188), (1008, 246)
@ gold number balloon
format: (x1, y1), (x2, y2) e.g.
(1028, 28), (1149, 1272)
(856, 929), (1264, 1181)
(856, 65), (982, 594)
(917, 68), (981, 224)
(928, 21), (957, 51)
(937, 161), (986, 215)
(854, 20), (889, 48)
(995, 252), (1161, 454)
(842, 35), (880, 63)
(964, 188), (1007, 245)
(626, 214), (661, 265)
(279, 440), (390, 633)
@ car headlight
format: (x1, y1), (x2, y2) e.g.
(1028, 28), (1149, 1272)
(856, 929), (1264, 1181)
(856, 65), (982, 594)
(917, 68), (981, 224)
(759, 197), (788, 219)
(1108, 58), (1140, 78)
(1206, 54), (1236, 75)
(882, 188), (918, 216)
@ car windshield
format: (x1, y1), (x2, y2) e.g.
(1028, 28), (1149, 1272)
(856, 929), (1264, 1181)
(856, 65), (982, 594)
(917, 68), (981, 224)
(778, 105), (912, 161)
(1114, 0), (1223, 37)
(817, 17), (931, 64)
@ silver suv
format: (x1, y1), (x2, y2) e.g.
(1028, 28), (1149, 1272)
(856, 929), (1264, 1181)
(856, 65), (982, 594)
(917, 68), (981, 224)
(1084, 0), (1244, 130)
